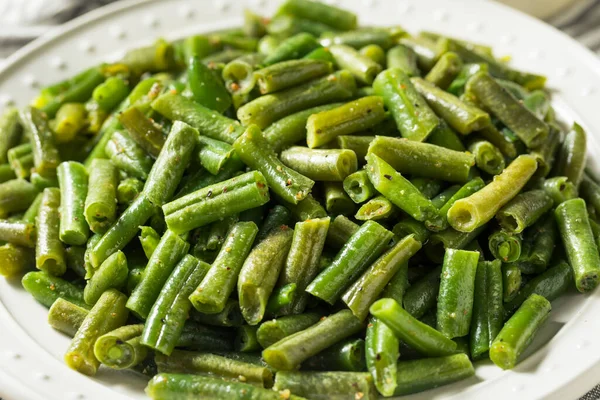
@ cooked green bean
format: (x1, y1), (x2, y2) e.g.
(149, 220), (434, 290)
(328, 44), (382, 84)
(105, 130), (153, 180)
(20, 106), (61, 178)
(343, 234), (421, 320)
(555, 198), (600, 292)
(57, 162), (89, 246)
(257, 312), (322, 348)
(263, 32), (320, 65)
(234, 125), (313, 204)
(552, 123), (587, 185)
(83, 250), (128, 305)
(466, 72), (548, 148)
(387, 44), (419, 76)
(126, 229), (190, 319)
(262, 309), (364, 370)
(256, 205), (291, 243)
(235, 325), (261, 352)
(238, 225), (294, 325)
(325, 214), (359, 249)
(0, 243), (34, 277)
(496, 189), (553, 233)
(398, 36), (439, 72)
(22, 270), (87, 308)
(0, 219), (35, 248)
(489, 230), (522, 263)
(84, 159), (117, 234)
(8, 143), (33, 179)
(280, 147), (357, 181)
(94, 324), (147, 370)
(306, 96), (386, 148)
(65, 289), (129, 376)
(468, 138), (505, 175)
(35, 188), (66, 276)
(274, 371), (376, 400)
(426, 177), (485, 232)
(0, 108), (22, 164)
(436, 249), (479, 338)
(190, 221), (258, 314)
(307, 220), (392, 304)
(502, 263), (522, 303)
(302, 337), (365, 372)
(490, 294), (551, 370)
(163, 171), (269, 234)
(256, 59), (332, 94)
(265, 283), (297, 315)
(48, 298), (89, 337)
(142, 255), (210, 355)
(323, 182), (354, 215)
(188, 56), (232, 113)
(267, 14), (331, 38)
(394, 354), (475, 395)
(425, 51), (463, 89)
(402, 266), (441, 319)
(354, 195), (394, 221)
(118, 106), (166, 157)
(373, 68), (439, 141)
(370, 298), (457, 357)
(343, 170), (376, 203)
(369, 136), (475, 183)
(447, 155), (538, 232)
(427, 121), (466, 152)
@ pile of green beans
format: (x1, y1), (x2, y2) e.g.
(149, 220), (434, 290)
(2, 0), (598, 398)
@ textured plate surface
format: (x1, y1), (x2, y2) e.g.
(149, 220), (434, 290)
(1, 0), (600, 399)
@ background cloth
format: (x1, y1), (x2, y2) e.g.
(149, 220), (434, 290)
(0, 0), (599, 398)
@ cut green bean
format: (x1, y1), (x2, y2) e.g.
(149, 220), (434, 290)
(7, 143), (33, 179)
(190, 221), (258, 314)
(238, 225), (294, 325)
(256, 206), (291, 243)
(328, 44), (382, 84)
(256, 59), (332, 94)
(373, 68), (439, 142)
(48, 298), (89, 337)
(306, 220), (393, 304)
(468, 139), (505, 175)
(282, 147), (358, 182)
(496, 189), (553, 233)
(257, 312), (323, 348)
(274, 371), (376, 399)
(188, 56), (232, 112)
(235, 325), (261, 352)
(35, 188), (66, 276)
(489, 230), (522, 263)
(105, 130), (153, 180)
(425, 226), (484, 263)
(403, 266), (441, 319)
(126, 229), (190, 319)
(0, 219), (35, 248)
(83, 250), (128, 305)
(425, 51), (463, 89)
(263, 32), (320, 65)
(237, 70), (356, 129)
(502, 263), (522, 303)
(447, 154), (538, 232)
(278, 0), (357, 31)
(343, 170), (376, 204)
(22, 270), (87, 308)
(552, 123), (587, 185)
(470, 260), (503, 359)
(325, 214), (359, 249)
(20, 106), (61, 178)
(94, 324), (147, 370)
(57, 162), (89, 245)
(355, 195), (395, 221)
(387, 44), (419, 76)
(0, 179), (38, 217)
(84, 159), (117, 234)
(64, 289), (129, 376)
(490, 294), (551, 370)
(370, 298), (457, 357)
(0, 108), (22, 164)
(323, 182), (355, 215)
(555, 198), (600, 292)
(118, 106), (166, 157)
(0, 243), (34, 277)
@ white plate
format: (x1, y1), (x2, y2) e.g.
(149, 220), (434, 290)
(1, 0), (600, 399)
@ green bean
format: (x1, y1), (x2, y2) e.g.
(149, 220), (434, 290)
(262, 103), (342, 152)
(40, 67), (105, 118)
(502, 263), (522, 302)
(392, 218), (429, 243)
(552, 123), (587, 185)
(196, 136), (238, 176)
(370, 298), (457, 357)
(202, 49), (249, 65)
(327, 45), (381, 84)
(306, 96), (386, 148)
(7, 143), (32, 179)
(83, 250), (128, 305)
(83, 159), (117, 234)
(64, 245), (86, 278)
(118, 106), (166, 157)
(163, 171), (270, 233)
(447, 154), (538, 232)
(304, 46), (335, 63)
(0, 163), (16, 182)
(394, 354), (475, 395)
(477, 123), (518, 159)
(177, 321), (235, 352)
(447, 63), (488, 96)
(93, 324), (147, 370)
(469, 260), (504, 359)
(30, 171), (58, 191)
(0, 219), (35, 248)
(53, 103), (87, 143)
(436, 249), (479, 338)
(0, 108), (22, 164)
(143, 121), (197, 206)
(192, 299), (244, 327)
(581, 175), (600, 215)
(531, 126), (561, 177)
(126, 229), (190, 319)
(256, 205), (291, 243)
(278, 0), (357, 30)
(188, 56), (232, 112)
(324, 182), (355, 216)
(387, 44), (419, 76)
(151, 92), (243, 144)
(425, 225), (484, 263)
(56, 161), (89, 245)
(235, 325), (261, 352)
(466, 72), (548, 147)
(275, 371), (375, 399)
(90, 194), (157, 268)
(355, 195), (395, 221)
(237, 70), (356, 129)
(427, 178), (485, 232)
(257, 312), (323, 348)
(373, 68), (439, 141)
(137, 226), (160, 259)
(234, 126), (313, 204)
(368, 136), (475, 183)
(398, 36), (439, 72)
(121, 39), (175, 75)
(267, 14), (330, 38)
(343, 170), (376, 204)
(343, 234), (421, 320)
(256, 59), (332, 95)
(555, 198), (600, 292)
(20, 106), (61, 178)
(365, 153), (442, 226)
(0, 243), (33, 277)
(263, 309), (364, 370)
(306, 220), (393, 304)
(514, 213), (557, 274)
(142, 255), (210, 355)
(22, 270), (87, 308)
(190, 221), (258, 314)
(117, 177), (144, 205)
(238, 225), (294, 325)
(425, 51), (463, 89)
(489, 230), (522, 263)
(92, 76), (130, 111)
(48, 298), (89, 337)
(265, 283), (297, 315)
(126, 266), (145, 295)
(281, 147), (357, 182)
(174, 161), (242, 200)
(321, 27), (398, 49)
(325, 214), (359, 249)
(496, 189), (553, 233)
(302, 337), (365, 372)
(523, 90), (551, 120)
(359, 44), (385, 66)
(401, 266), (441, 319)
(34, 188), (65, 276)
(468, 138), (505, 175)
(427, 120), (466, 152)
(105, 130), (153, 180)
(263, 32), (320, 65)
(366, 316), (399, 396)
(490, 294), (551, 370)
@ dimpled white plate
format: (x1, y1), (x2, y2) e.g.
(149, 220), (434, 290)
(1, 0), (600, 399)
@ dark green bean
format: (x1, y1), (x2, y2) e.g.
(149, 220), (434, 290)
(470, 260), (503, 359)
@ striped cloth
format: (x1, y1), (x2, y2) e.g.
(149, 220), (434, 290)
(0, 0), (599, 399)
